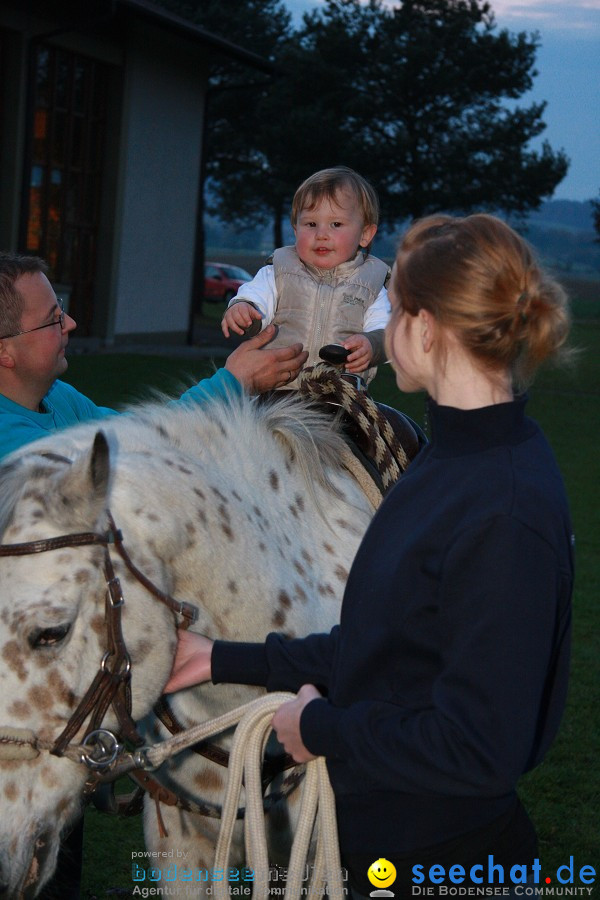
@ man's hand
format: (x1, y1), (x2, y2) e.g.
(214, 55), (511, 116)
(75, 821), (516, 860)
(343, 333), (373, 373)
(225, 325), (308, 394)
(222, 302), (263, 338)
(271, 684), (322, 763)
(163, 631), (214, 693)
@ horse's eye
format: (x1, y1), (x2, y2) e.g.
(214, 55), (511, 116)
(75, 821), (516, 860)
(28, 624), (71, 649)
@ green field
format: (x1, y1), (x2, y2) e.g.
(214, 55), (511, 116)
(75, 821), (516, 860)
(60, 317), (600, 896)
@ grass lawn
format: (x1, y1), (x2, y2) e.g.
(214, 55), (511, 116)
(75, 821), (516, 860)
(61, 319), (599, 896)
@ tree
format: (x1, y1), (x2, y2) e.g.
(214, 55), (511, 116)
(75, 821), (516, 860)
(300, 0), (569, 222)
(157, 0), (569, 243)
(154, 0), (297, 268)
(592, 193), (600, 243)
(203, 39), (375, 246)
(157, 0), (392, 246)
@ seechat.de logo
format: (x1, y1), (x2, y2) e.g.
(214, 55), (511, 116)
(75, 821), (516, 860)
(411, 855), (596, 894)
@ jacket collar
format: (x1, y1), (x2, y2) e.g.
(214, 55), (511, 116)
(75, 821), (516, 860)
(291, 246), (367, 281)
(427, 394), (535, 457)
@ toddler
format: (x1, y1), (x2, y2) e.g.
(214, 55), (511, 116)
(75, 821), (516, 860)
(221, 167), (391, 388)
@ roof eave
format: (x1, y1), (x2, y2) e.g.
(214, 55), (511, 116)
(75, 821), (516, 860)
(118, 0), (279, 75)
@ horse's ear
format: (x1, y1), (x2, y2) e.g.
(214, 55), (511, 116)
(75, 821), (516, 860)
(90, 431), (110, 494)
(54, 431), (111, 527)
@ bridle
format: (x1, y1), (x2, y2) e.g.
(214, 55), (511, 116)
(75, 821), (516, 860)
(0, 511), (299, 824)
(0, 511), (197, 757)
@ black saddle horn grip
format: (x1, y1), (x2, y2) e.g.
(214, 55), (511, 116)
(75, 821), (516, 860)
(319, 344), (350, 366)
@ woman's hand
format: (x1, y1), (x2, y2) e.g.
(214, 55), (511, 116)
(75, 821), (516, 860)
(163, 630), (214, 693)
(271, 684), (322, 762)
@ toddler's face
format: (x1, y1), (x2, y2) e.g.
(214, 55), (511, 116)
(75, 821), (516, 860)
(294, 190), (377, 270)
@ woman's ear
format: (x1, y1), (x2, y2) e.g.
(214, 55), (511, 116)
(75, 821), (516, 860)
(419, 309), (436, 353)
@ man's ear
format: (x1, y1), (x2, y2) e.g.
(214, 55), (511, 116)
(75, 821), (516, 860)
(360, 223), (378, 248)
(0, 341), (15, 369)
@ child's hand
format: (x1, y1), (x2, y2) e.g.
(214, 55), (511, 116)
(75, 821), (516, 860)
(343, 334), (373, 372)
(222, 302), (263, 338)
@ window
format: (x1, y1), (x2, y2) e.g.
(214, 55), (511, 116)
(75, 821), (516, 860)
(24, 44), (108, 335)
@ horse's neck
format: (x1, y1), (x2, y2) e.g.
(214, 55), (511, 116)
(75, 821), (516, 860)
(110, 426), (372, 627)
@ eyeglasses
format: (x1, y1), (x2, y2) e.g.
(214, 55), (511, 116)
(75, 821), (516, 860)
(0, 299), (65, 340)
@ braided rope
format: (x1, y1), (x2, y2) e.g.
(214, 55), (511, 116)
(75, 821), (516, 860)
(337, 446), (385, 510)
(298, 363), (409, 490)
(211, 693), (343, 900)
(144, 696), (342, 897)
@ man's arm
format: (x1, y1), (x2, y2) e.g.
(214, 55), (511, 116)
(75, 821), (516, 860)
(0, 381), (118, 461)
(0, 330), (308, 460)
(0, 417), (59, 460)
(172, 326), (308, 405)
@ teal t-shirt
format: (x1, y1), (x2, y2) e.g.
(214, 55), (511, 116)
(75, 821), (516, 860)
(0, 369), (241, 461)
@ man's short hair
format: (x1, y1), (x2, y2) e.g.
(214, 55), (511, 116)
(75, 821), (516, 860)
(0, 253), (48, 338)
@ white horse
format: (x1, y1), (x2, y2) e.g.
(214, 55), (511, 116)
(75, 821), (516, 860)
(0, 391), (375, 898)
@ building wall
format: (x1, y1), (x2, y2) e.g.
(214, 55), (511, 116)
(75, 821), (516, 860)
(0, 6), (210, 345)
(110, 21), (207, 343)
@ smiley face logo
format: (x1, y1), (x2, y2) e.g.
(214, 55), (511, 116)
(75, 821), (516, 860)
(368, 858), (397, 891)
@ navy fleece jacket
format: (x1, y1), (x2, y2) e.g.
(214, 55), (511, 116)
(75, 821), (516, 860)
(212, 397), (573, 861)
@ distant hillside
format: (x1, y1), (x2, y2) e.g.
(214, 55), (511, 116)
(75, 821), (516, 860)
(205, 199), (600, 276)
(527, 199), (594, 231)
(515, 200), (599, 277)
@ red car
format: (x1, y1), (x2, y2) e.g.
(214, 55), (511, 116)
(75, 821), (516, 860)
(204, 262), (253, 304)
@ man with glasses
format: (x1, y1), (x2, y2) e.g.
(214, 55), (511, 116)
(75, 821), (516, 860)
(0, 252), (308, 461)
(0, 251), (308, 898)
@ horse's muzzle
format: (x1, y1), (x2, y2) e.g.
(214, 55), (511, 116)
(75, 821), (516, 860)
(0, 827), (54, 900)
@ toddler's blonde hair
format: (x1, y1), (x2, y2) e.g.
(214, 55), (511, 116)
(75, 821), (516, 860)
(291, 167), (380, 234)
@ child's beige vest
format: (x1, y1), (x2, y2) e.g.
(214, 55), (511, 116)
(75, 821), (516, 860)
(269, 246), (390, 387)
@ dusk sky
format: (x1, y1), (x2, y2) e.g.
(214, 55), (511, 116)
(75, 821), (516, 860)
(285, 0), (600, 202)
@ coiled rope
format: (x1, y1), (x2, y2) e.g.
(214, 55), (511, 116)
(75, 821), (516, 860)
(210, 693), (343, 900)
(145, 694), (343, 899)
(298, 362), (409, 490)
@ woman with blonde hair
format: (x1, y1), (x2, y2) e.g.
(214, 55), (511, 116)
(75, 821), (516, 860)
(167, 214), (574, 897)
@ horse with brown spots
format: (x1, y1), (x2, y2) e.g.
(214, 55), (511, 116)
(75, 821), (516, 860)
(0, 392), (375, 897)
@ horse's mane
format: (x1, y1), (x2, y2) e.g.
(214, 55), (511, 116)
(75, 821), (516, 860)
(0, 391), (349, 537)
